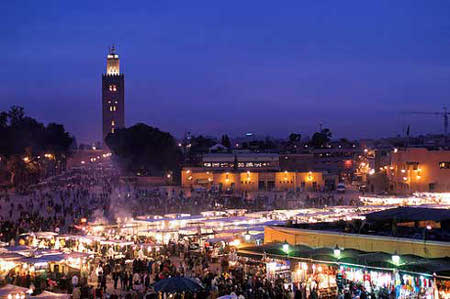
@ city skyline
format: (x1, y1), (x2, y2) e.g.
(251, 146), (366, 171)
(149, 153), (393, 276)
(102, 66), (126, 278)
(2, 1), (450, 143)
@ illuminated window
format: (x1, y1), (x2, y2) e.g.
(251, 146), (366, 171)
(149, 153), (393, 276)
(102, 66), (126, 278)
(110, 106), (113, 112)
(109, 85), (117, 92)
(111, 120), (115, 126)
(439, 162), (450, 169)
(111, 128), (115, 134)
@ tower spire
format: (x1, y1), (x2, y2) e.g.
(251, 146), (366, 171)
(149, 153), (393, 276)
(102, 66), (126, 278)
(102, 46), (125, 145)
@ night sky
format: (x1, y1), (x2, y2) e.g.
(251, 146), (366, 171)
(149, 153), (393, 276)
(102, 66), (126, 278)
(2, 1), (450, 143)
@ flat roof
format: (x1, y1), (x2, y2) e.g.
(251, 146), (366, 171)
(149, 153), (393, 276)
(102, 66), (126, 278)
(366, 207), (450, 222)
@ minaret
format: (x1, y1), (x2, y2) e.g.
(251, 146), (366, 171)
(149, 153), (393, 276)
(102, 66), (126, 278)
(102, 45), (125, 145)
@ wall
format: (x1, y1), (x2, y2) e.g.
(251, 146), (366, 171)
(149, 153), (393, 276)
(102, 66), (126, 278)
(181, 168), (324, 192)
(388, 148), (450, 193)
(264, 226), (450, 258)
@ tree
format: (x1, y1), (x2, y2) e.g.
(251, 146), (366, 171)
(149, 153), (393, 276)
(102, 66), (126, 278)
(0, 106), (74, 186)
(105, 123), (181, 177)
(221, 135), (231, 148)
(190, 135), (217, 153)
(7, 105), (24, 127)
(288, 133), (301, 143)
(310, 128), (332, 148)
(45, 123), (74, 153)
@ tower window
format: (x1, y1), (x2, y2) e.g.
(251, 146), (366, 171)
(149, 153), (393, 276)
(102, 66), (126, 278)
(110, 106), (117, 112)
(111, 128), (115, 134)
(111, 120), (115, 126)
(109, 85), (117, 92)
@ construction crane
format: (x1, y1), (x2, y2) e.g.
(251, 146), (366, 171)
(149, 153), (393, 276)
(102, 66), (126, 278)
(404, 107), (450, 136)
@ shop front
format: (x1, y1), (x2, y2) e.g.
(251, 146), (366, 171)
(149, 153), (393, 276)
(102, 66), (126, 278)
(291, 262), (337, 298)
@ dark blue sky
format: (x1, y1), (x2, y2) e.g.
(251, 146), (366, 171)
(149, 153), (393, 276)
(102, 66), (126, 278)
(2, 1), (450, 143)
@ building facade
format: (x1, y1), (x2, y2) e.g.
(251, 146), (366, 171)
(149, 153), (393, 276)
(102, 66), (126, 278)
(181, 152), (326, 192)
(387, 147), (450, 193)
(102, 46), (125, 144)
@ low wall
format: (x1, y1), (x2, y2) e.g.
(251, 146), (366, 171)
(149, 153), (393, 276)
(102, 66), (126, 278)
(264, 226), (450, 258)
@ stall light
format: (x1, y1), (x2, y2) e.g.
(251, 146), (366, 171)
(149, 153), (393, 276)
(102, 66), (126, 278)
(306, 171), (313, 182)
(403, 177), (408, 181)
(282, 243), (289, 254)
(301, 262), (308, 271)
(426, 225), (432, 230)
(416, 175), (421, 180)
(401, 169), (406, 173)
(230, 239), (241, 247)
(394, 148), (398, 153)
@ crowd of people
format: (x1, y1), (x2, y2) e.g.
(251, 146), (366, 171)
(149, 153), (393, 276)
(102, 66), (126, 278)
(0, 164), (364, 298)
(78, 240), (294, 299)
(0, 166), (117, 242)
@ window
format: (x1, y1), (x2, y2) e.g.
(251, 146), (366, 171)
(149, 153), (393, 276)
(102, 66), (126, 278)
(111, 128), (115, 134)
(439, 162), (450, 169)
(109, 85), (117, 92)
(109, 106), (117, 112)
(111, 120), (115, 126)
(406, 161), (419, 170)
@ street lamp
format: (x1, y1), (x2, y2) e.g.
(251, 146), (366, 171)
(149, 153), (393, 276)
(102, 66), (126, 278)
(334, 244), (341, 258)
(282, 242), (289, 254)
(244, 232), (251, 241)
(392, 251), (400, 265)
